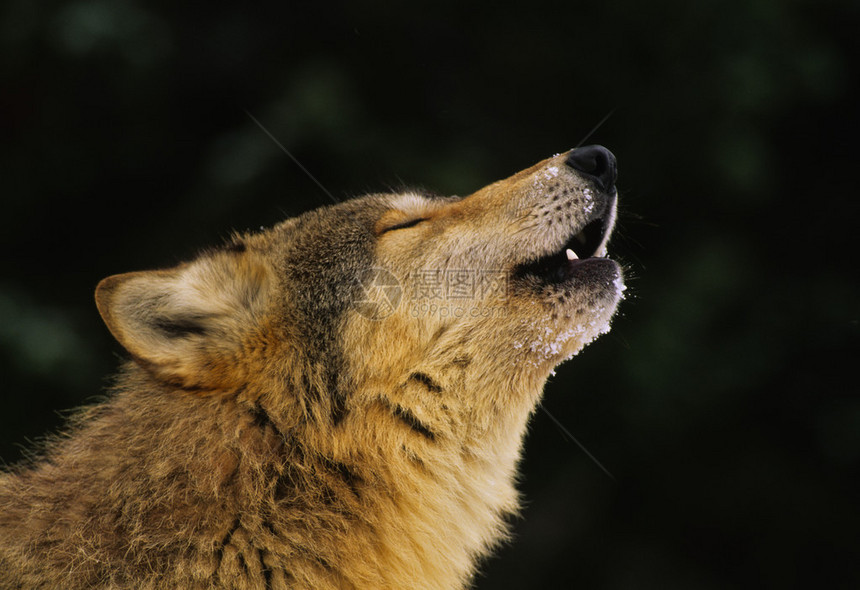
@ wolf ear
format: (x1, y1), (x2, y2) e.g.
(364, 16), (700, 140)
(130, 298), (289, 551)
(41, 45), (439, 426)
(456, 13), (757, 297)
(95, 252), (272, 391)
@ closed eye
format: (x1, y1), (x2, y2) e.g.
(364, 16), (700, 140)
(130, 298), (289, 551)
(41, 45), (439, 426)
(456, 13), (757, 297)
(379, 218), (428, 234)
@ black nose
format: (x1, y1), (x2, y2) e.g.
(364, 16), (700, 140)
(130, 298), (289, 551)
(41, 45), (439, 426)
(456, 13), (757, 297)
(565, 145), (617, 192)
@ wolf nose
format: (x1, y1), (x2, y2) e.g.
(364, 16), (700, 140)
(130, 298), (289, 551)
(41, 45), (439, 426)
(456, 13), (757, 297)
(565, 145), (617, 192)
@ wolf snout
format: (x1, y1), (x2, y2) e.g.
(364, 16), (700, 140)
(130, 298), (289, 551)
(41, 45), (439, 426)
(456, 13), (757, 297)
(565, 145), (617, 193)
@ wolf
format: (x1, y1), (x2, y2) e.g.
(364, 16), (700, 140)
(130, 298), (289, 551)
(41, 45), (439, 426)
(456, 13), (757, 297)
(0, 145), (624, 589)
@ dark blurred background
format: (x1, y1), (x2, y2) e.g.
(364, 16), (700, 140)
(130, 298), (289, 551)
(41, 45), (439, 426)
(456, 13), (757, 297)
(1, 1), (858, 587)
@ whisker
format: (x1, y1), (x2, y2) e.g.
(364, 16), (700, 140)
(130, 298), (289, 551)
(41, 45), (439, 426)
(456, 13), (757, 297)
(574, 109), (616, 149)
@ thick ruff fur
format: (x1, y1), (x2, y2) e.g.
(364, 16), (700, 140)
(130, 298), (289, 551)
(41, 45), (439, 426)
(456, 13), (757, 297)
(0, 147), (625, 589)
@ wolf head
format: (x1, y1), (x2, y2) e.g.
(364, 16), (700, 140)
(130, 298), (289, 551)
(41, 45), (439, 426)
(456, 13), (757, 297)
(95, 145), (624, 444)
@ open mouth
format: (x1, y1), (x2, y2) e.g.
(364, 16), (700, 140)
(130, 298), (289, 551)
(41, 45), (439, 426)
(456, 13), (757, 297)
(514, 208), (614, 284)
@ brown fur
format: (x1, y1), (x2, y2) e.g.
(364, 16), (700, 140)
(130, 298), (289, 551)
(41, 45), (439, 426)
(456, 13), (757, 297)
(0, 148), (625, 589)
